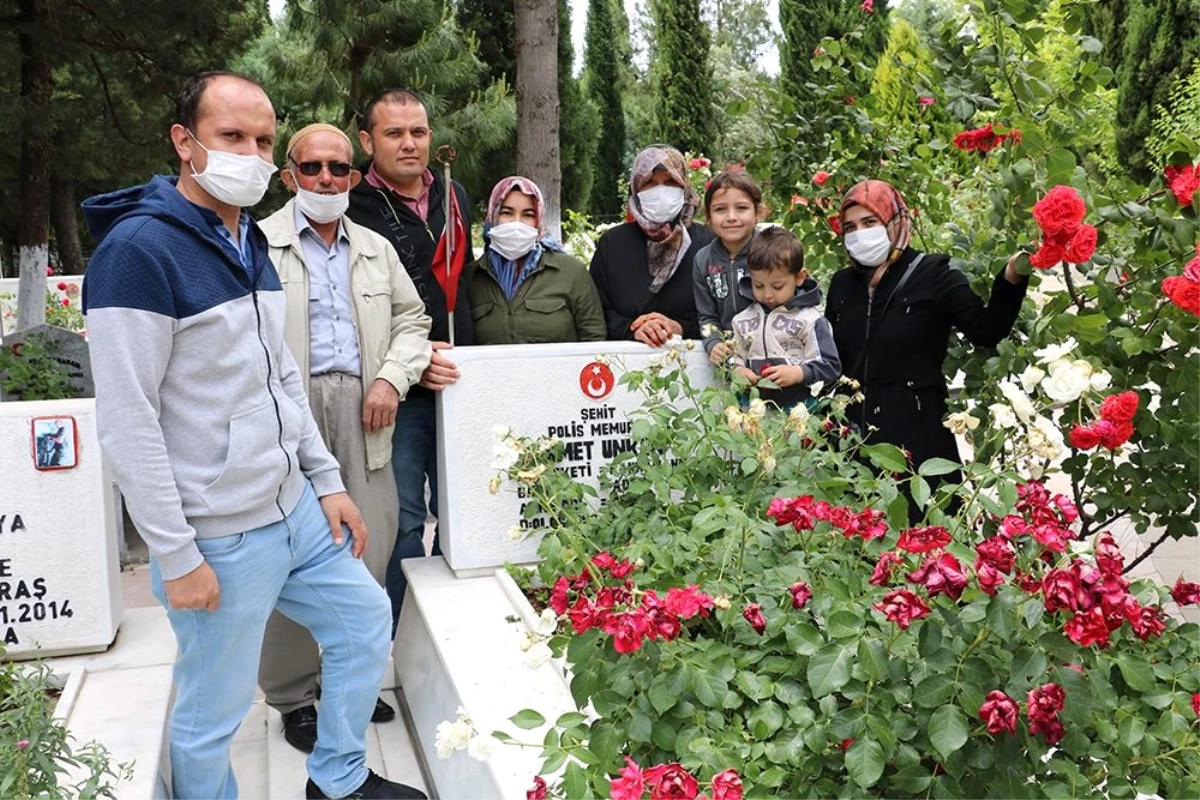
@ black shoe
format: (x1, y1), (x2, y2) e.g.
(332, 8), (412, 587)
(305, 770), (427, 799)
(282, 705), (318, 754)
(371, 697), (396, 724)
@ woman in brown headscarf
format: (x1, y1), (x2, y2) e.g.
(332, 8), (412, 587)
(588, 145), (714, 344)
(825, 179), (1028, 476)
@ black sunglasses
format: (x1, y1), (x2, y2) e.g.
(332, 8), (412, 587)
(289, 156), (352, 178)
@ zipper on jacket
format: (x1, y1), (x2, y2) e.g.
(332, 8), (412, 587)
(252, 290), (293, 516)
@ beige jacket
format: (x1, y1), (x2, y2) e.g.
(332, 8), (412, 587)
(260, 200), (432, 471)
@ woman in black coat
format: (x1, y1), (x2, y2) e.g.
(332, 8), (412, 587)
(825, 179), (1029, 473)
(589, 145), (714, 345)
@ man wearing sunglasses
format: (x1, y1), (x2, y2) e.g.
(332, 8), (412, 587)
(258, 124), (432, 770)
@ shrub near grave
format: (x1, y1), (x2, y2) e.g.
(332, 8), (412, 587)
(471, 351), (1199, 800)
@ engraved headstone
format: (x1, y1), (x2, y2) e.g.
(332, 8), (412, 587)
(437, 341), (715, 576)
(0, 324), (93, 400)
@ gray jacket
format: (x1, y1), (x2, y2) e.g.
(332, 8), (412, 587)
(692, 234), (755, 354)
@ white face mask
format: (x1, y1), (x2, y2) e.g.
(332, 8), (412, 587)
(637, 185), (686, 224)
(844, 226), (893, 267)
(294, 185), (350, 224)
(488, 221), (540, 260)
(188, 131), (277, 208)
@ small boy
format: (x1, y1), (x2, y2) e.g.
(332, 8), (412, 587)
(729, 226), (841, 408)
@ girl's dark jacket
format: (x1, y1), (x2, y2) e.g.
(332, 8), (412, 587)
(825, 247), (1027, 469)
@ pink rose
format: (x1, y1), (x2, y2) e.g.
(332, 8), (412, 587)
(643, 762), (700, 800)
(527, 775), (548, 800)
(710, 769), (743, 800)
(610, 757), (646, 800)
(742, 603), (767, 635)
(789, 582), (813, 609)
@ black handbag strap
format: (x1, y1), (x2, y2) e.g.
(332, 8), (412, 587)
(848, 253), (925, 381)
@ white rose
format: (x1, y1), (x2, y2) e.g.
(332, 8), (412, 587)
(467, 735), (496, 762)
(434, 718), (473, 758)
(523, 642), (554, 670)
(1018, 365), (1045, 394)
(1070, 359), (1094, 378)
(762, 455), (777, 474)
(492, 424), (511, 440)
(534, 608), (558, 636)
(1090, 370), (1113, 392)
(490, 441), (520, 470)
(1028, 415), (1065, 461)
(747, 398), (767, 418)
(809, 380), (826, 397)
(989, 403), (1019, 429)
(1040, 363), (1091, 404)
(508, 524), (524, 541)
(944, 411), (981, 435)
(998, 381), (1036, 423)
(788, 403), (810, 429)
(518, 631), (537, 652)
(1034, 338), (1078, 365)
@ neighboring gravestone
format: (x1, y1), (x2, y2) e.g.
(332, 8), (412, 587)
(437, 341), (715, 576)
(0, 324), (93, 401)
(0, 398), (122, 659)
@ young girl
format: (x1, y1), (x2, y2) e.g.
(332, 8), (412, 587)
(691, 170), (765, 364)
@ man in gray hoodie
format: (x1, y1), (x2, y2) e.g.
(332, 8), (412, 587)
(82, 72), (424, 800)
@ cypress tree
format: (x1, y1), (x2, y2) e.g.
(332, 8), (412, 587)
(650, 0), (716, 157)
(584, 0), (627, 218)
(558, 0), (598, 212)
(779, 0), (890, 116)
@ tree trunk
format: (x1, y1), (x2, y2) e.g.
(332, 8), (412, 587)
(515, 0), (562, 241)
(51, 172), (86, 275)
(16, 0), (52, 332)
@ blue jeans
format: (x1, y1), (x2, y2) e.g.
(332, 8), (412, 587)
(151, 484), (392, 799)
(385, 391), (441, 629)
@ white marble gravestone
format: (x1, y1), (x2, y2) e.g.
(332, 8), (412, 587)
(0, 398), (121, 658)
(436, 341), (715, 576)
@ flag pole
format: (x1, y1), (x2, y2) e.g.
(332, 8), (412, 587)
(435, 144), (458, 346)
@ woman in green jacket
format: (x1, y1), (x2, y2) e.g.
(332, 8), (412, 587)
(468, 176), (606, 344)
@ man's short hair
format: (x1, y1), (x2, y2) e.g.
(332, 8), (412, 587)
(747, 226), (805, 275)
(176, 71), (265, 132)
(357, 88), (427, 133)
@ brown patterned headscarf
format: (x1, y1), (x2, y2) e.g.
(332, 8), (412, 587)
(628, 145), (698, 293)
(838, 179), (913, 267)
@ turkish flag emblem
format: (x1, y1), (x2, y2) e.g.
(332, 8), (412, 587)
(579, 361), (615, 401)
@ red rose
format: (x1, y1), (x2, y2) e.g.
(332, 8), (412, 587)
(1029, 241), (1066, 269)
(1068, 424), (1101, 450)
(665, 585), (714, 619)
(56, 281), (67, 291)
(527, 775), (548, 800)
(1042, 566), (1088, 614)
(688, 157), (711, 170)
(643, 762), (700, 800)
(1164, 163), (1200, 207)
(975, 559), (1006, 595)
(1032, 186), (1088, 238)
(610, 757), (646, 800)
(1064, 607), (1112, 647)
(742, 602), (767, 635)
(828, 215), (842, 235)
(896, 525), (952, 553)
(1192, 693), (1200, 717)
(550, 576), (571, 615)
(979, 690), (1019, 735)
(789, 581), (813, 609)
(1094, 533), (1124, 575)
(1027, 683), (1066, 721)
(873, 588), (931, 630)
(1029, 715), (1065, 746)
(976, 535), (1016, 573)
(869, 551), (903, 586)
(1099, 391), (1139, 424)
(906, 552), (968, 600)
(603, 610), (651, 654)
(860, 0), (875, 12)
(848, 508), (888, 541)
(1054, 495), (1079, 523)
(1033, 521), (1073, 553)
(1162, 275), (1200, 315)
(1186, 253), (1200, 282)
(1064, 223), (1097, 263)
(568, 595), (600, 634)
(1170, 578), (1200, 606)
(1125, 602), (1165, 640)
(710, 769), (743, 800)
(1016, 571), (1043, 594)
(839, 737), (855, 751)
(843, 95), (856, 105)
(766, 495), (821, 532)
(918, 95), (936, 106)
(813, 171), (832, 187)
(999, 515), (1033, 539)
(1099, 420), (1134, 450)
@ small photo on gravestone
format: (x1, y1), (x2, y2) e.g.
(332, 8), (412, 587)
(31, 415), (78, 470)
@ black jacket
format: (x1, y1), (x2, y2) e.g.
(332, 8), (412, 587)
(825, 248), (1027, 469)
(348, 167), (474, 347)
(589, 221), (715, 340)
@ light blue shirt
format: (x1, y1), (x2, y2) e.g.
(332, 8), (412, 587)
(294, 203), (361, 377)
(214, 213), (254, 279)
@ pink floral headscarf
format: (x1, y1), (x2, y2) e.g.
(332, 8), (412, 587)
(486, 176), (545, 236)
(628, 146), (698, 293)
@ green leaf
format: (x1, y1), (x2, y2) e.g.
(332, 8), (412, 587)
(845, 736), (885, 788)
(918, 458), (961, 477)
(1010, 647), (1048, 682)
(691, 667), (726, 708)
(747, 700), (786, 738)
(808, 642), (856, 698)
(986, 592), (1015, 640)
(588, 720), (621, 762)
(629, 711), (652, 743)
(914, 674), (957, 708)
(509, 709), (545, 729)
(911, 476), (931, 510)
(865, 443), (908, 473)
(540, 748), (568, 774)
(890, 765), (932, 794)
(1117, 653), (1157, 692)
(1118, 715), (1146, 748)
(554, 712), (587, 729)
(562, 762), (589, 799)
(929, 705), (969, 760)
(648, 674), (679, 715)
(827, 609), (864, 639)
(857, 639), (889, 682)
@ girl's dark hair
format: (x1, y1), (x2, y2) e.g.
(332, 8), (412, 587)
(703, 169), (764, 216)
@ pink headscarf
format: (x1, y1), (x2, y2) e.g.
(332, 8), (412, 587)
(486, 176), (545, 237)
